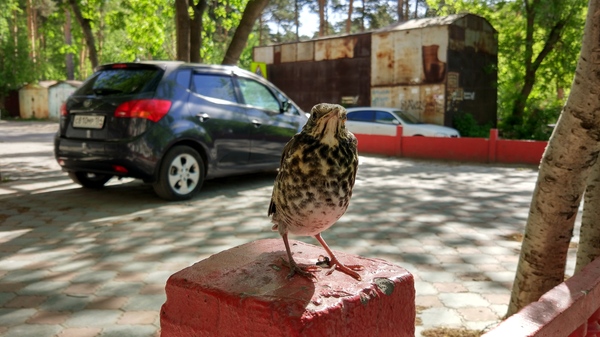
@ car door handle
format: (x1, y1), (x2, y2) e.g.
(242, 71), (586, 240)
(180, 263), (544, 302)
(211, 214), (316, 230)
(196, 113), (210, 122)
(251, 119), (262, 127)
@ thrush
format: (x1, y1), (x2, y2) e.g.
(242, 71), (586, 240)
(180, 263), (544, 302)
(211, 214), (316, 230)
(268, 103), (363, 280)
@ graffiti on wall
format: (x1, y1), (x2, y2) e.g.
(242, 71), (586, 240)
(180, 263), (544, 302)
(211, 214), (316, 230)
(371, 88), (392, 107)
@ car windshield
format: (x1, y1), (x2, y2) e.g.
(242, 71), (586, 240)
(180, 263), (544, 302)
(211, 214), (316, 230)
(394, 110), (420, 124)
(77, 68), (162, 96)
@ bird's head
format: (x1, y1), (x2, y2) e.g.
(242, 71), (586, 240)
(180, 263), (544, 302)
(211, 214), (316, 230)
(303, 103), (349, 145)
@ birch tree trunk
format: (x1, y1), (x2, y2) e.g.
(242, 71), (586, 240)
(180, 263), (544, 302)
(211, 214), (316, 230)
(506, 0), (600, 317)
(575, 160), (600, 273)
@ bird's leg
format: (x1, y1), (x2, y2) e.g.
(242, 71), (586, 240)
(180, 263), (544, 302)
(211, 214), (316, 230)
(314, 233), (364, 281)
(281, 233), (318, 280)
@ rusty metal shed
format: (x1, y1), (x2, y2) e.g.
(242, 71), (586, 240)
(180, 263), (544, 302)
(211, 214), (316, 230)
(18, 81), (57, 119)
(48, 81), (81, 121)
(253, 13), (497, 128)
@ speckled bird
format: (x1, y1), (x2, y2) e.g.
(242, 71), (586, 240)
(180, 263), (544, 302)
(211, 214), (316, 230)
(268, 103), (363, 280)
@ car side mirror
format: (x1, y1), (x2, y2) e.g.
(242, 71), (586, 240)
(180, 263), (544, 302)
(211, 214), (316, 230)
(393, 119), (400, 125)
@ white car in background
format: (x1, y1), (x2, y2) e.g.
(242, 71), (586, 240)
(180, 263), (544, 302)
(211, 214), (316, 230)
(345, 107), (460, 138)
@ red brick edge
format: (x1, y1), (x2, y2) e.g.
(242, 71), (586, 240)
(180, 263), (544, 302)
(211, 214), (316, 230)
(483, 257), (600, 337)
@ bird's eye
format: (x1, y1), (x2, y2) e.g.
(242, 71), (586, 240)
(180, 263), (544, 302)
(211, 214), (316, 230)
(311, 113), (318, 120)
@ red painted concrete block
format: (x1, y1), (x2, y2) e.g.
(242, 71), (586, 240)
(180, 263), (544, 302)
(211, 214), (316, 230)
(160, 239), (415, 337)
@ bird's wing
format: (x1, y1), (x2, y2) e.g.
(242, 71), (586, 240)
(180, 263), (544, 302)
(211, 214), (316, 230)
(349, 133), (358, 188)
(268, 135), (300, 217)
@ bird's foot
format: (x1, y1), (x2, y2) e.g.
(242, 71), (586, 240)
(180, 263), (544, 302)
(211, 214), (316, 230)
(280, 257), (318, 280)
(317, 255), (363, 281)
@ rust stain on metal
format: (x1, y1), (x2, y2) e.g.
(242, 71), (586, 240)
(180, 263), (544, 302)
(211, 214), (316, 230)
(254, 13), (497, 128)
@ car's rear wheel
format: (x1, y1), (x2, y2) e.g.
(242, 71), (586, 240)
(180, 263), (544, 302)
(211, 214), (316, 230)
(153, 145), (204, 201)
(68, 171), (113, 188)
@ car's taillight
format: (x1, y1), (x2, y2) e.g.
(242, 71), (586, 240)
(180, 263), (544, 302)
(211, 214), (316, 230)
(60, 102), (68, 116)
(114, 99), (172, 122)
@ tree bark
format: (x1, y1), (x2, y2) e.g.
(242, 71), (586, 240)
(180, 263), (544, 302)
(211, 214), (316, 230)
(397, 0), (404, 22)
(64, 7), (74, 80)
(175, 0), (190, 62)
(575, 160), (600, 273)
(318, 0), (326, 37)
(506, 0), (600, 317)
(221, 0), (269, 65)
(26, 0), (36, 63)
(294, 0), (299, 39)
(345, 0), (353, 34)
(68, 0), (98, 68)
(189, 0), (207, 63)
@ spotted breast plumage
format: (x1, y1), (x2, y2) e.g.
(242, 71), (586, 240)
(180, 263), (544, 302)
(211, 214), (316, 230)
(268, 103), (363, 280)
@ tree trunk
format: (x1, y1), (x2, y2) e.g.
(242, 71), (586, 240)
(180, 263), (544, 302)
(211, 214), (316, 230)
(397, 0), (404, 22)
(64, 7), (74, 80)
(575, 160), (600, 273)
(294, 0), (299, 39)
(189, 0), (207, 63)
(68, 0), (98, 68)
(221, 0), (269, 65)
(346, 0), (353, 34)
(318, 0), (326, 37)
(506, 0), (600, 317)
(26, 0), (36, 64)
(175, 0), (190, 62)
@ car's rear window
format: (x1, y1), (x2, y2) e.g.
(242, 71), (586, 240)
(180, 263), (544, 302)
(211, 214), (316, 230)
(77, 68), (163, 96)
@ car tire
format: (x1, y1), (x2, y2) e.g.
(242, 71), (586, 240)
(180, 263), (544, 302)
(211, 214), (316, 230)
(68, 171), (113, 188)
(153, 145), (204, 201)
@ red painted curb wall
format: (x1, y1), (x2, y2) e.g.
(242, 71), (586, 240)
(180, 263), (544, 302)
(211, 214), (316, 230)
(483, 257), (600, 337)
(160, 239), (415, 337)
(354, 127), (548, 165)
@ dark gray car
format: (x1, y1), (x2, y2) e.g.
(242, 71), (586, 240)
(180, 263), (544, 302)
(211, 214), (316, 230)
(55, 61), (307, 200)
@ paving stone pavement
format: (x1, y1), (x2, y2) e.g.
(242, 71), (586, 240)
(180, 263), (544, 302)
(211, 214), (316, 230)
(0, 121), (580, 337)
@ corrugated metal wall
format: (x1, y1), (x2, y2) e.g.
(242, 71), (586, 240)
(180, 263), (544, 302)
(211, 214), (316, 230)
(254, 14), (497, 128)
(445, 15), (497, 127)
(260, 34), (372, 113)
(371, 24), (450, 125)
(19, 83), (51, 119)
(48, 82), (80, 121)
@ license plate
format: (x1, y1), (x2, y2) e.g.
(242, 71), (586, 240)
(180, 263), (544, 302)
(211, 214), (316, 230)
(73, 115), (105, 129)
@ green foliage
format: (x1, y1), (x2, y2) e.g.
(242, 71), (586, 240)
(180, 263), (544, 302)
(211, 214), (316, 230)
(453, 112), (492, 138)
(499, 98), (561, 141)
(0, 0), (36, 97)
(103, 0), (174, 62)
(426, 0), (586, 140)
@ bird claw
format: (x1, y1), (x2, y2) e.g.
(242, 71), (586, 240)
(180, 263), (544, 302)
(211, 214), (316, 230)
(316, 255), (363, 280)
(324, 263), (363, 280)
(280, 257), (318, 280)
